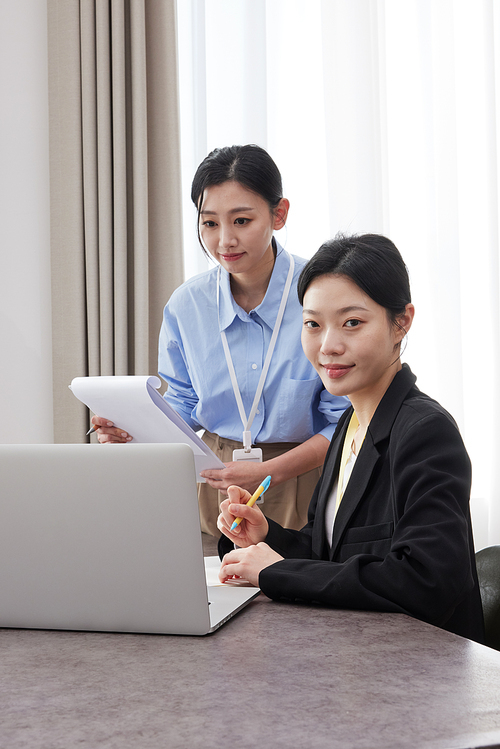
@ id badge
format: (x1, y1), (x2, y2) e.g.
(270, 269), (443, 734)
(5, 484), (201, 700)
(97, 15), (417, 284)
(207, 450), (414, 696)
(232, 447), (263, 463)
(232, 447), (265, 503)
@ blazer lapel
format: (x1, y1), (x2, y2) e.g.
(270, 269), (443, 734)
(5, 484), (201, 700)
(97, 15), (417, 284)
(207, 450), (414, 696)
(329, 435), (380, 559)
(329, 364), (418, 560)
(311, 409), (350, 556)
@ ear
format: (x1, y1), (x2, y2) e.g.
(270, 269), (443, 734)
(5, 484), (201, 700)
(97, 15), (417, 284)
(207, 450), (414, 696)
(394, 304), (415, 343)
(273, 198), (290, 230)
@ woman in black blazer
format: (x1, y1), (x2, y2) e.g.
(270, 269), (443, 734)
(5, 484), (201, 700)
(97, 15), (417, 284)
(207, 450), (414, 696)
(217, 233), (484, 643)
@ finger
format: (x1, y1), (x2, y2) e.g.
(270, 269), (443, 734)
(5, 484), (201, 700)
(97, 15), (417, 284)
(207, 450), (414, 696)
(217, 511), (249, 544)
(218, 495), (232, 516)
(226, 485), (251, 504)
(219, 500), (249, 535)
(218, 507), (235, 532)
(217, 501), (232, 529)
(219, 560), (246, 583)
(219, 551), (243, 581)
(219, 519), (242, 538)
(203, 476), (227, 489)
(200, 463), (233, 483)
(228, 502), (260, 525)
(103, 427), (131, 440)
(98, 435), (123, 444)
(97, 430), (132, 444)
(219, 487), (247, 521)
(91, 416), (114, 428)
(217, 509), (242, 539)
(200, 469), (223, 481)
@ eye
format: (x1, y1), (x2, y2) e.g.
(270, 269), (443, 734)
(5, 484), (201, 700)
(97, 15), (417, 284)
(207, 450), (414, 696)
(345, 319), (361, 328)
(201, 220), (217, 228)
(303, 320), (319, 329)
(234, 217), (250, 225)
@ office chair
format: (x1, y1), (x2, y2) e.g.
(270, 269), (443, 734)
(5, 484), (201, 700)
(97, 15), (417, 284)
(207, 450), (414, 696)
(475, 545), (500, 651)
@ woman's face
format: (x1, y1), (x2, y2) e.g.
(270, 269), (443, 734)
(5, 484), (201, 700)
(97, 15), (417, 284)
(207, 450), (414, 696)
(198, 181), (288, 276)
(301, 274), (411, 403)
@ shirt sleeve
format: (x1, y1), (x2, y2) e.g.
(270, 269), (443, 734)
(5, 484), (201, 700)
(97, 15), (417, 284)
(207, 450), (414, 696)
(316, 391), (350, 442)
(158, 304), (201, 432)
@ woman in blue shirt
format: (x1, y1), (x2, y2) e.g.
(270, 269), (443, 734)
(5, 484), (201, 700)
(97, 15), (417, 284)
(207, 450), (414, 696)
(93, 145), (348, 535)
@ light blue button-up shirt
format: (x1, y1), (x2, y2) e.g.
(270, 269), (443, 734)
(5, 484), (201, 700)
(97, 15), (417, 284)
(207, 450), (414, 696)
(158, 246), (349, 445)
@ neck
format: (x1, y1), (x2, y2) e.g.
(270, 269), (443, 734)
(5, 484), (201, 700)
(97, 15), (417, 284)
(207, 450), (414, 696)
(230, 245), (276, 313)
(349, 362), (402, 434)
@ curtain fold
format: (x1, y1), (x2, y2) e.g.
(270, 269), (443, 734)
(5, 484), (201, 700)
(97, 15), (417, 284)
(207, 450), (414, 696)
(47, 0), (183, 443)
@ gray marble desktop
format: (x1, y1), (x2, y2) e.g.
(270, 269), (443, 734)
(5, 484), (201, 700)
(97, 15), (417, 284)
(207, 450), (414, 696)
(1, 533), (500, 749)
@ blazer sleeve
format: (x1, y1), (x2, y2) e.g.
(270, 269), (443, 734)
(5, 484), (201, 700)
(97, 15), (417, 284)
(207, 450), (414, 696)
(259, 410), (475, 628)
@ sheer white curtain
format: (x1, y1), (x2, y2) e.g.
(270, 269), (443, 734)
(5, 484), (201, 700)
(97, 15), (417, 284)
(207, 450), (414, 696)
(176, 0), (500, 549)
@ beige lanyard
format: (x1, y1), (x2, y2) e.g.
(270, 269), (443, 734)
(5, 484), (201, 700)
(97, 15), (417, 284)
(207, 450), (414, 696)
(335, 411), (364, 515)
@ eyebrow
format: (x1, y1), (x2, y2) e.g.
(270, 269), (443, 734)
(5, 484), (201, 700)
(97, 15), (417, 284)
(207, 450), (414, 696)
(200, 206), (256, 215)
(302, 305), (370, 316)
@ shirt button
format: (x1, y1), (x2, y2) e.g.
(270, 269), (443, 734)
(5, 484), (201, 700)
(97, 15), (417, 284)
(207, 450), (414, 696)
(251, 363), (257, 370)
(256, 409), (260, 415)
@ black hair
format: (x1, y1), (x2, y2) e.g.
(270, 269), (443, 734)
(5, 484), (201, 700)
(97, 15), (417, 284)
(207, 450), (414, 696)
(297, 233), (411, 323)
(190, 144), (284, 252)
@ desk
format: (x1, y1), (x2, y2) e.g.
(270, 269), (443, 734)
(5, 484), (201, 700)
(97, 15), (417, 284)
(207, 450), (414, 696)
(2, 535), (500, 749)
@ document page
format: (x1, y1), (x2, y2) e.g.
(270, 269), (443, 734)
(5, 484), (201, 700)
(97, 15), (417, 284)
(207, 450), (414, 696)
(70, 375), (225, 480)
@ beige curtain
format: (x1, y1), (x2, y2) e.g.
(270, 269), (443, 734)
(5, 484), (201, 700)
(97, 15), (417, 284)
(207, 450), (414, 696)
(47, 0), (183, 443)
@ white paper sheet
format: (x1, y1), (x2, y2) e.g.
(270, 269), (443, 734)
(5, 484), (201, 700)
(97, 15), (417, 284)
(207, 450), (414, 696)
(204, 555), (224, 586)
(69, 375), (225, 481)
(204, 555), (256, 588)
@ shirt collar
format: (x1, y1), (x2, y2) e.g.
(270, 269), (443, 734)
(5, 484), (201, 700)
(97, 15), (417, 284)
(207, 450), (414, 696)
(217, 242), (292, 331)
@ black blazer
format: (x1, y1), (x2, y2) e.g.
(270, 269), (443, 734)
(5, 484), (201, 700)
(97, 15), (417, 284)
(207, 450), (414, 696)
(222, 365), (484, 642)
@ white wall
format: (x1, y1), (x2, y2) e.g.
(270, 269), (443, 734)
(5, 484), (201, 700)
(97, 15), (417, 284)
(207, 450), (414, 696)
(0, 0), (53, 443)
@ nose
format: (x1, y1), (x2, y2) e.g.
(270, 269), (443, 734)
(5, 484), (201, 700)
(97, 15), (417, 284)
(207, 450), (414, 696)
(219, 223), (237, 250)
(320, 327), (345, 356)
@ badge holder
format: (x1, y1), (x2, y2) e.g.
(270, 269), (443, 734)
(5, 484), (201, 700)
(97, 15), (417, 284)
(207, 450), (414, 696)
(232, 447), (263, 463)
(232, 432), (264, 502)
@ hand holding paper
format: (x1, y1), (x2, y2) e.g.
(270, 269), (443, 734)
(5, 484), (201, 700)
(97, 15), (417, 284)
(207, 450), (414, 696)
(69, 375), (225, 480)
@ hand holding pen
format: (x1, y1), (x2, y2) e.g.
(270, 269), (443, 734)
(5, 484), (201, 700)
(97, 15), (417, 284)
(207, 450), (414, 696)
(87, 416), (133, 444)
(230, 475), (271, 530)
(217, 477), (271, 547)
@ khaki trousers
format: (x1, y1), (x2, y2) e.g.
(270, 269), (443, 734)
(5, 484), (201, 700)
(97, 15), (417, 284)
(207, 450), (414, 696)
(198, 430), (321, 536)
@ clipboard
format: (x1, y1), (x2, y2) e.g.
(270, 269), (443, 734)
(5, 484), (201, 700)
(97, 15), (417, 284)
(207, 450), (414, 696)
(69, 375), (225, 481)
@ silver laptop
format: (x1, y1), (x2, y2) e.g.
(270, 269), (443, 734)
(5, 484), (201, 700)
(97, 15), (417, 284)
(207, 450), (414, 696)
(0, 443), (259, 635)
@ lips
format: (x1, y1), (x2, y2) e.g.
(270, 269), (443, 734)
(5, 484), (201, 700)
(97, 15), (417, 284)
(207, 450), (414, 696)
(220, 252), (245, 262)
(321, 364), (354, 380)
